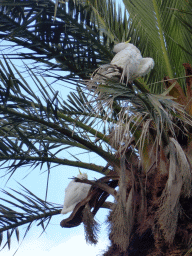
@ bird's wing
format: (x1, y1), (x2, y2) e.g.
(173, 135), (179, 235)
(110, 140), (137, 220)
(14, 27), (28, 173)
(137, 58), (155, 77)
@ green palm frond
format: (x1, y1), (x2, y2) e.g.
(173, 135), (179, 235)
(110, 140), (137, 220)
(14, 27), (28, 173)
(79, 0), (130, 43)
(0, 58), (117, 180)
(0, 0), (114, 79)
(1, 0), (191, 90)
(0, 183), (61, 250)
(170, 2), (192, 57)
(75, 0), (191, 94)
(123, 0), (191, 91)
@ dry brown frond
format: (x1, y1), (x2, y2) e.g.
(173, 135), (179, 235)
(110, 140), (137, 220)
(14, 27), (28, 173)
(156, 137), (192, 244)
(82, 205), (100, 245)
(85, 64), (121, 90)
(108, 199), (132, 252)
(107, 159), (136, 252)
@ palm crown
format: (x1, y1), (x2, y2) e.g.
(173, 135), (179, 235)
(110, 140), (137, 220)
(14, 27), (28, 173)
(0, 0), (192, 255)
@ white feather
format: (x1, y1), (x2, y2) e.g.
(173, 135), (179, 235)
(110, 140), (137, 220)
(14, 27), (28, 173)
(111, 43), (154, 83)
(61, 173), (91, 214)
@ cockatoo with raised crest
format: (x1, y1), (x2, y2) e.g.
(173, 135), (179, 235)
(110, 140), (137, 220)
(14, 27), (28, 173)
(61, 172), (91, 214)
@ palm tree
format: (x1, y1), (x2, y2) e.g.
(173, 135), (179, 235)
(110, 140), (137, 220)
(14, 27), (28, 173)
(0, 0), (192, 255)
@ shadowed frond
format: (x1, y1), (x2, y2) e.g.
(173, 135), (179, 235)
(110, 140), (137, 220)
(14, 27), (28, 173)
(0, 0), (115, 79)
(122, 0), (191, 91)
(0, 58), (116, 181)
(169, 2), (192, 57)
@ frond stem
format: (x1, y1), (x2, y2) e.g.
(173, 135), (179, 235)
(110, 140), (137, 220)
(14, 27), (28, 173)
(0, 105), (120, 168)
(0, 156), (108, 175)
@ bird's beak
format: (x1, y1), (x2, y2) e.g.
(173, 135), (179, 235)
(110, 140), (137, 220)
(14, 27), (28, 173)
(79, 169), (82, 175)
(125, 37), (131, 43)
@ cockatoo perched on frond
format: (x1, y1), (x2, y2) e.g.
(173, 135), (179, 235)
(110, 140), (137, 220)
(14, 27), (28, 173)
(86, 41), (154, 88)
(111, 42), (154, 83)
(61, 172), (91, 214)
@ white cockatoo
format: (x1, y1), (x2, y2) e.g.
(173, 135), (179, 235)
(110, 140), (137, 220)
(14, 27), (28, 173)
(111, 42), (155, 83)
(86, 41), (154, 89)
(61, 172), (91, 214)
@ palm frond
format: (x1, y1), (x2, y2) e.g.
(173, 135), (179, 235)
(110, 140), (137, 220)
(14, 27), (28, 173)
(0, 0), (114, 79)
(80, 0), (130, 43)
(0, 183), (61, 250)
(170, 2), (192, 57)
(123, 0), (191, 92)
(157, 137), (191, 244)
(0, 1), (192, 254)
(86, 76), (192, 172)
(0, 58), (118, 179)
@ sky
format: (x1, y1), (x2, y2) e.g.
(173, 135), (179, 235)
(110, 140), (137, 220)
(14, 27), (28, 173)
(0, 0), (125, 255)
(9, 233), (108, 256)
(0, 142), (111, 256)
(1, 154), (111, 256)
(1, 227), (109, 256)
(1, 218), (109, 256)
